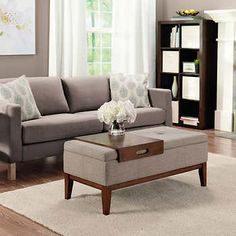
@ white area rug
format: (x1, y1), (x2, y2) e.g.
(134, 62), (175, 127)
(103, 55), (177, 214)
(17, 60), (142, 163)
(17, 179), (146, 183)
(0, 153), (236, 236)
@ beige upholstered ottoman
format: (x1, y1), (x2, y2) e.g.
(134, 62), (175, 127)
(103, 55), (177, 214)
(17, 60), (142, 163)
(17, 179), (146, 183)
(63, 126), (208, 215)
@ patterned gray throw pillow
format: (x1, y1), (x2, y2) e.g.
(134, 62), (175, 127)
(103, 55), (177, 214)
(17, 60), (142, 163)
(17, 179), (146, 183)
(0, 75), (41, 121)
(110, 74), (150, 107)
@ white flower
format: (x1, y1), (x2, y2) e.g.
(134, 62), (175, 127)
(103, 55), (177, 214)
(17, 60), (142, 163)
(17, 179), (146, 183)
(97, 100), (137, 125)
(121, 100), (136, 123)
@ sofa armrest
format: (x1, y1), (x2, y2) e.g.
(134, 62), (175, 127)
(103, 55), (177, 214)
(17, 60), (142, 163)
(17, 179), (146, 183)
(148, 88), (172, 126)
(0, 101), (22, 163)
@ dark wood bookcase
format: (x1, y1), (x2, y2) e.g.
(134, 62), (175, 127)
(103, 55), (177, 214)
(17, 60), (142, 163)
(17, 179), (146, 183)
(157, 19), (218, 129)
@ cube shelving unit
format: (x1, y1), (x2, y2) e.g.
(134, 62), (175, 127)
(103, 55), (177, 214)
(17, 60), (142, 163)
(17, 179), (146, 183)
(157, 19), (218, 129)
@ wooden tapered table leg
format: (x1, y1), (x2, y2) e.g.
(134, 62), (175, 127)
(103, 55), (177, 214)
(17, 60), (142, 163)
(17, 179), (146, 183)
(63, 162), (207, 215)
(199, 162), (207, 187)
(102, 187), (112, 215)
(7, 163), (16, 181)
(65, 174), (74, 199)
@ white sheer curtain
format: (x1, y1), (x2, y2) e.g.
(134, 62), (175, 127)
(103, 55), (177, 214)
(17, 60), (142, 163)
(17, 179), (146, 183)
(111, 0), (156, 87)
(49, 0), (87, 77)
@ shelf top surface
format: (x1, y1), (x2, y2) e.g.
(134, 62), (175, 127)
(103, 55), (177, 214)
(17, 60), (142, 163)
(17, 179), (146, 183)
(160, 47), (200, 50)
(159, 19), (205, 25)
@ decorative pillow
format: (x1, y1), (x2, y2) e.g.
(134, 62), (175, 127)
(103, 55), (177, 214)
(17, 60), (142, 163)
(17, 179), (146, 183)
(0, 75), (41, 121)
(110, 74), (150, 107)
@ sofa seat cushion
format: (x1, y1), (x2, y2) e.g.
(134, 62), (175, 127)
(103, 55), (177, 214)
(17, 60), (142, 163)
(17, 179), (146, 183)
(124, 107), (166, 129)
(103, 108), (165, 131)
(22, 112), (103, 144)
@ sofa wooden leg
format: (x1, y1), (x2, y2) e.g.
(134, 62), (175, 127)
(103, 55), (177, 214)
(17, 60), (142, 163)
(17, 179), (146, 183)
(102, 187), (112, 215)
(65, 173), (74, 199)
(7, 163), (16, 181)
(199, 162), (207, 187)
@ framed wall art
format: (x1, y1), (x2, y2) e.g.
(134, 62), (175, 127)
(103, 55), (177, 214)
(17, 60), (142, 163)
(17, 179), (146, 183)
(0, 0), (35, 55)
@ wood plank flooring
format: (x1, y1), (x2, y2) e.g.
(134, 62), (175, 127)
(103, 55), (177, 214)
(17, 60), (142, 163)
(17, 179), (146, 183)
(0, 129), (235, 235)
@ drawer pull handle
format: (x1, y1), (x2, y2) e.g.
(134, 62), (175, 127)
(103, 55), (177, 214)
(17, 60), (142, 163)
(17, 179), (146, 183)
(136, 149), (148, 155)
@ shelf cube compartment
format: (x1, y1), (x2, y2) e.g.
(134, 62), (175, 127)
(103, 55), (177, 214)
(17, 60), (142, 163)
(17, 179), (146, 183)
(161, 24), (179, 47)
(179, 99), (199, 121)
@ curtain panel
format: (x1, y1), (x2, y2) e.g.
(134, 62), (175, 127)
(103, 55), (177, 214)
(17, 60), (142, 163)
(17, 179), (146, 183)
(111, 0), (156, 87)
(49, 0), (87, 77)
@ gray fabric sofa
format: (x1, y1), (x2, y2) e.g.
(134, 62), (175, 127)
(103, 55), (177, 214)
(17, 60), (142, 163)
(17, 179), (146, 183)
(0, 76), (172, 179)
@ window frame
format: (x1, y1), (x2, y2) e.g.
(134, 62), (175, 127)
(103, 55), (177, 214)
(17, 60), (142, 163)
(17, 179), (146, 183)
(86, 0), (113, 75)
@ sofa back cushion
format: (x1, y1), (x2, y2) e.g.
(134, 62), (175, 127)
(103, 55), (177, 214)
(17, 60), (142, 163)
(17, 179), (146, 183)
(62, 76), (110, 113)
(0, 77), (70, 115)
(27, 77), (69, 115)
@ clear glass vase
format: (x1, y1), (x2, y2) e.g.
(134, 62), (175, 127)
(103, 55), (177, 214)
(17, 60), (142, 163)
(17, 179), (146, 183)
(108, 120), (125, 136)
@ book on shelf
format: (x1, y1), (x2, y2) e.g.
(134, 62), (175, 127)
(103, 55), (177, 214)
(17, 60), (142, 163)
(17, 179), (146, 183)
(170, 26), (179, 48)
(176, 29), (180, 47)
(180, 116), (199, 126)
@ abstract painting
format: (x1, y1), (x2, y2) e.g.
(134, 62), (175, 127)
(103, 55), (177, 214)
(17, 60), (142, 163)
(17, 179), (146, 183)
(0, 0), (35, 55)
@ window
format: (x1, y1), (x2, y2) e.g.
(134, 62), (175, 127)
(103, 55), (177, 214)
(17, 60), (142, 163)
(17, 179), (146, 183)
(86, 0), (113, 75)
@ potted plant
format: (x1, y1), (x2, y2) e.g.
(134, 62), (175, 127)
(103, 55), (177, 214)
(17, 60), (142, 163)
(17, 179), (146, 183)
(194, 59), (200, 74)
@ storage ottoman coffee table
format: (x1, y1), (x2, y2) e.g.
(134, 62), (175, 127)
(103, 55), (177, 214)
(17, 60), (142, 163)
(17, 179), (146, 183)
(63, 126), (208, 215)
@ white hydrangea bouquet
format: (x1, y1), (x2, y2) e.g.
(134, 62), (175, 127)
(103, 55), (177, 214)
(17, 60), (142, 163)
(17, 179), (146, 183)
(98, 100), (137, 135)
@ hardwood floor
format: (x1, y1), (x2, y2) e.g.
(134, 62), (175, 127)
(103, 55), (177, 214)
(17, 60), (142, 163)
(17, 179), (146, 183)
(0, 157), (63, 235)
(0, 157), (64, 194)
(0, 206), (58, 236)
(184, 128), (236, 158)
(207, 130), (236, 158)
(0, 129), (235, 235)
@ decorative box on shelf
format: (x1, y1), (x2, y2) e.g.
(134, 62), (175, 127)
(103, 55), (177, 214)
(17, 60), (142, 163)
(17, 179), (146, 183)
(172, 101), (179, 124)
(162, 51), (179, 73)
(181, 25), (200, 48)
(182, 76), (200, 101)
(183, 62), (196, 73)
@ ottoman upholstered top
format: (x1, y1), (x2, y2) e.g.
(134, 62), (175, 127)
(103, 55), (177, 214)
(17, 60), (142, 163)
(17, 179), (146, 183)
(64, 140), (117, 162)
(64, 126), (207, 162)
(130, 126), (207, 150)
(63, 126), (208, 186)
